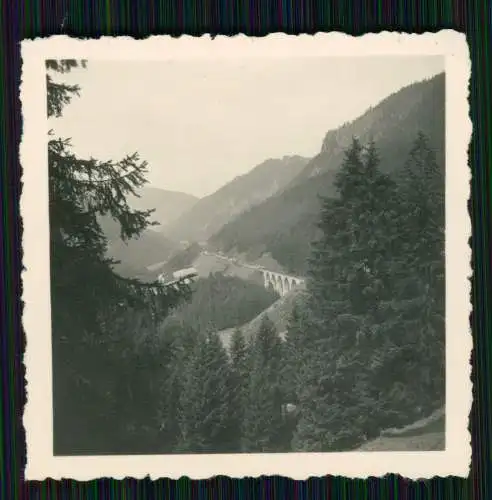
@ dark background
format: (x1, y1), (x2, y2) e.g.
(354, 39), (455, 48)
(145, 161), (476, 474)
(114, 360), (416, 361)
(1, 1), (488, 498)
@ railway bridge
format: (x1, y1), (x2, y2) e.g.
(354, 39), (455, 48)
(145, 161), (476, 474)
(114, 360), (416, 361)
(159, 252), (305, 297)
(260, 270), (305, 296)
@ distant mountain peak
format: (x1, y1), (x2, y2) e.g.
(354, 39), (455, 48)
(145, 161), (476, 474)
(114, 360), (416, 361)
(127, 186), (198, 228)
(163, 155), (310, 243)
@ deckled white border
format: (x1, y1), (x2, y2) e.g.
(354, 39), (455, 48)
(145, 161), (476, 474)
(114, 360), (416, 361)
(21, 31), (472, 481)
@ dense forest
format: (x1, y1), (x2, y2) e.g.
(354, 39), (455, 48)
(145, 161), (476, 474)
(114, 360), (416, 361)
(124, 132), (444, 454)
(48, 61), (444, 455)
(161, 273), (279, 335)
(147, 133), (444, 454)
(47, 60), (192, 454)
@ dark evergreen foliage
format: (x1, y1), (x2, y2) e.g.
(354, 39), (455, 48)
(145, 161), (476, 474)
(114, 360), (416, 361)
(293, 134), (445, 451)
(229, 328), (249, 449)
(378, 132), (446, 418)
(242, 316), (285, 452)
(154, 323), (199, 452)
(281, 302), (311, 405)
(177, 332), (235, 453)
(162, 272), (278, 335)
(48, 60), (190, 454)
(48, 61), (445, 454)
(292, 138), (396, 450)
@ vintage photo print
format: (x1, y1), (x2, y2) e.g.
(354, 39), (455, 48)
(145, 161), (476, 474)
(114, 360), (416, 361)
(21, 32), (472, 480)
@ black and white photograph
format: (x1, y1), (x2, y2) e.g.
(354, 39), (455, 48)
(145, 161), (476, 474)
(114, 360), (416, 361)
(21, 33), (471, 480)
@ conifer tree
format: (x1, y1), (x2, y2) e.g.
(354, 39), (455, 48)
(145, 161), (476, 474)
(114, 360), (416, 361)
(294, 137), (399, 451)
(374, 132), (445, 422)
(47, 60), (190, 453)
(176, 332), (235, 453)
(281, 301), (310, 405)
(398, 131), (444, 302)
(156, 323), (199, 452)
(230, 328), (248, 369)
(229, 327), (249, 449)
(242, 315), (284, 452)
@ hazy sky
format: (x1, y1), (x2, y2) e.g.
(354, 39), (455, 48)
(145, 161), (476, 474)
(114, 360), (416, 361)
(51, 56), (444, 198)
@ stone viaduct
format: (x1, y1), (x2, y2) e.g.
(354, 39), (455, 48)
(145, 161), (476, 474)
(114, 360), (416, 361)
(160, 252), (305, 297)
(261, 270), (305, 296)
(204, 252), (306, 297)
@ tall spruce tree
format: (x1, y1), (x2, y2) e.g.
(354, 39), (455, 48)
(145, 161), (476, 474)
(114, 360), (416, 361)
(294, 137), (400, 451)
(242, 315), (284, 452)
(177, 332), (234, 453)
(155, 322), (199, 452)
(281, 301), (310, 405)
(373, 132), (445, 424)
(398, 131), (444, 304)
(229, 328), (249, 449)
(47, 60), (190, 453)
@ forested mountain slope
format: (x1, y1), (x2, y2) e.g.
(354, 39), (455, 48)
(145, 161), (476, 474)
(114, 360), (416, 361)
(209, 73), (445, 275)
(164, 155), (310, 243)
(99, 215), (178, 277)
(218, 286), (307, 350)
(160, 273), (279, 336)
(98, 185), (198, 277)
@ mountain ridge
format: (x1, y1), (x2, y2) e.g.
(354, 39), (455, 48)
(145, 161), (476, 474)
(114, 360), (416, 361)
(102, 186), (198, 278)
(163, 155), (310, 243)
(287, 72), (445, 189)
(209, 73), (445, 275)
(98, 213), (179, 278)
(126, 186), (198, 230)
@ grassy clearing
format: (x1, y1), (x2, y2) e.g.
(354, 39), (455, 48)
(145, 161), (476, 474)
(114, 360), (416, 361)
(358, 407), (445, 451)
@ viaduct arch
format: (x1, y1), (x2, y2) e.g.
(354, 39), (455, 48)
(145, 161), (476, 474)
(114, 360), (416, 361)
(158, 253), (305, 297)
(262, 270), (304, 297)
